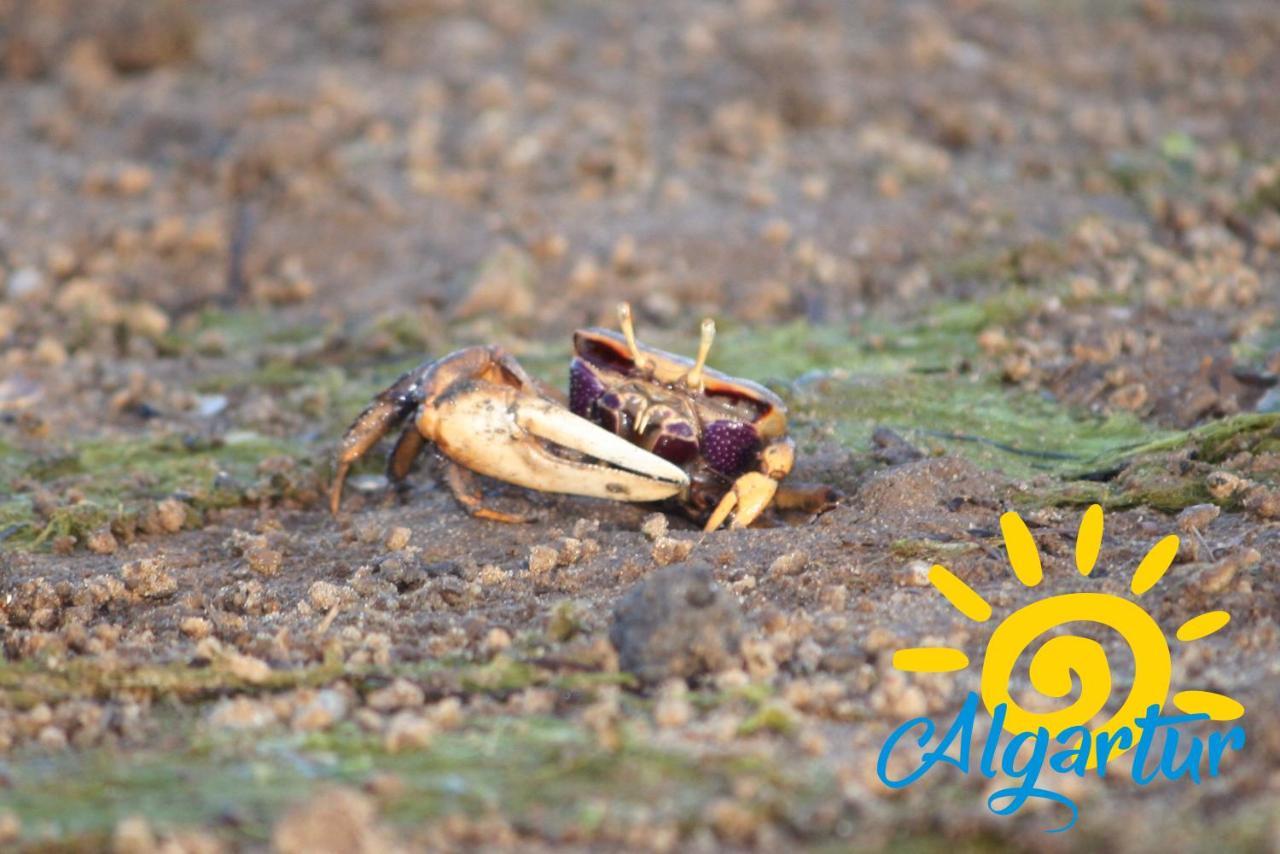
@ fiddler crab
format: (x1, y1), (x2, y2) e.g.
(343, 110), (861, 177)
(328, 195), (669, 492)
(330, 303), (835, 530)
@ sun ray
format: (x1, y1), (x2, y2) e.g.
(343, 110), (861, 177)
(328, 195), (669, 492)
(1075, 503), (1103, 576)
(1172, 690), (1245, 721)
(1000, 511), (1043, 587)
(927, 564), (992, 623)
(1175, 611), (1231, 642)
(1130, 534), (1180, 595)
(893, 647), (970, 673)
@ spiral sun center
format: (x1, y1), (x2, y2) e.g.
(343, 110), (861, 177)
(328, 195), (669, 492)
(980, 592), (1171, 764)
(893, 504), (1245, 746)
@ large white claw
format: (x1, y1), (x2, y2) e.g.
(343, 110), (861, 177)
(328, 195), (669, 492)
(423, 382), (689, 502)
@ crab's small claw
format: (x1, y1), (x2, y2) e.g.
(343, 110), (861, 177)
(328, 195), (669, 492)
(703, 472), (780, 531)
(422, 381), (689, 502)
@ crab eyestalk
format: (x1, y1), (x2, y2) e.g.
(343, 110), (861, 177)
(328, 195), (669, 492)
(617, 302), (653, 373)
(682, 317), (715, 392)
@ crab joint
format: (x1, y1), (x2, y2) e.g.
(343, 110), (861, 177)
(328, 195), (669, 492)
(760, 439), (795, 479)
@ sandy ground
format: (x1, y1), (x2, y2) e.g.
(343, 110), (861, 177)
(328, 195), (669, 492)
(2, 0), (1280, 850)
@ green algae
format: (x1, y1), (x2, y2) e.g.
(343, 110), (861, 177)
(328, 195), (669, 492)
(0, 432), (318, 550)
(0, 713), (839, 848)
(0, 651), (637, 716)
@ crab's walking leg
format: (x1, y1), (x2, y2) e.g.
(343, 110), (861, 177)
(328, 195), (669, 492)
(444, 462), (531, 523)
(703, 438), (798, 531)
(387, 423), (427, 483)
(704, 472), (780, 531)
(330, 369), (428, 514)
(775, 483), (840, 514)
(330, 347), (526, 514)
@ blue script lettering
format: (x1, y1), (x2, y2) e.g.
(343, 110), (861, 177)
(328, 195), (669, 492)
(875, 692), (1246, 833)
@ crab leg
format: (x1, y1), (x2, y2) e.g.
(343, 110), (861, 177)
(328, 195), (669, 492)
(421, 381), (689, 502)
(444, 462), (532, 523)
(703, 472), (780, 531)
(330, 392), (421, 514)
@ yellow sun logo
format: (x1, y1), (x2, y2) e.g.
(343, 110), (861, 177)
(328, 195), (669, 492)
(893, 504), (1245, 763)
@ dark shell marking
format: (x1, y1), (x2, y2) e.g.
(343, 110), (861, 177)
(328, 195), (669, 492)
(594, 391), (631, 435)
(652, 429), (700, 465)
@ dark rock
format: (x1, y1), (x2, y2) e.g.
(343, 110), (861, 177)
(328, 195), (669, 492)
(871, 427), (925, 466)
(609, 560), (743, 684)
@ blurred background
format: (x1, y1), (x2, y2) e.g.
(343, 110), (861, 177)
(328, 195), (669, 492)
(2, 0), (1275, 336)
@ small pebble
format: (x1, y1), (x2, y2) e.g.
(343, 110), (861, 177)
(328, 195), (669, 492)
(126, 302), (170, 339)
(33, 336), (68, 366)
(654, 681), (692, 729)
(292, 690), (348, 732)
(1205, 471), (1248, 500)
(528, 545), (558, 577)
(180, 616), (212, 639)
(610, 560), (744, 683)
(485, 626), (512, 653)
(429, 697), (464, 730)
(363, 772), (407, 801)
(572, 518), (601, 538)
(272, 786), (392, 853)
(556, 537), (583, 565)
(115, 163), (154, 196)
(195, 394), (228, 417)
(224, 652), (272, 684)
(1243, 485), (1280, 519)
(385, 526), (412, 551)
(155, 498), (188, 533)
(86, 527), (119, 555)
(384, 712), (435, 752)
(112, 816), (156, 854)
(366, 678), (424, 712)
(760, 217), (793, 246)
(651, 536), (694, 566)
(707, 798), (760, 846)
(1192, 548), (1260, 595)
(0, 812), (20, 845)
(897, 560), (932, 587)
(640, 512), (669, 541)
(768, 551), (808, 577)
(37, 725), (68, 750)
(121, 557), (177, 599)
(7, 267), (45, 301)
(246, 547), (284, 577)
(1177, 503), (1220, 532)
(208, 696), (277, 730)
(308, 580), (346, 611)
(477, 564), (507, 586)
